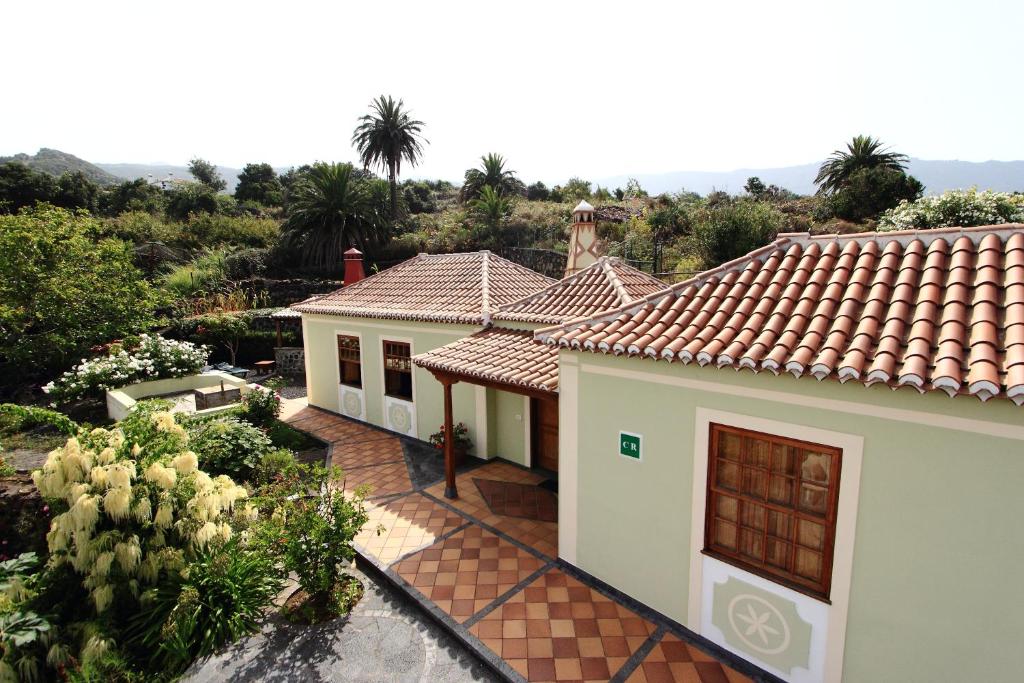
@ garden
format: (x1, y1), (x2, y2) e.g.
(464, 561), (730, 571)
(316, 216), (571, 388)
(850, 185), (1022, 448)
(0, 336), (372, 681)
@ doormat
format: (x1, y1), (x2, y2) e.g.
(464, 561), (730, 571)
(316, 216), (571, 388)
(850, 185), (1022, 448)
(473, 478), (558, 523)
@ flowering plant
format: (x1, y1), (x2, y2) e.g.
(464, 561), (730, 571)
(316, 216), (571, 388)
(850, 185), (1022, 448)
(240, 383), (282, 428)
(878, 187), (1024, 231)
(32, 410), (254, 617)
(428, 422), (472, 451)
(43, 334), (209, 404)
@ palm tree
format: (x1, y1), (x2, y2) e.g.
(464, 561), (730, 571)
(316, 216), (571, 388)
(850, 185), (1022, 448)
(352, 96), (427, 220)
(815, 135), (909, 195)
(282, 162), (378, 271)
(459, 153), (526, 202)
(470, 185), (512, 247)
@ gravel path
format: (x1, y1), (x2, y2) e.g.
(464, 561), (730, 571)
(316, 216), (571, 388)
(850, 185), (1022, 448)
(183, 563), (498, 683)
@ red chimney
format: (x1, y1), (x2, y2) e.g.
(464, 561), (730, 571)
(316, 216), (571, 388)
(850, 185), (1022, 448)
(344, 247), (366, 285)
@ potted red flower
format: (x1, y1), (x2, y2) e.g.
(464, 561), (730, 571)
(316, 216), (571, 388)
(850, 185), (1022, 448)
(429, 422), (472, 465)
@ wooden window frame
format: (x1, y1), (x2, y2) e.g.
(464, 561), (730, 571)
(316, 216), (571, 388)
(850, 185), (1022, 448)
(382, 340), (413, 401)
(703, 423), (842, 602)
(337, 334), (362, 388)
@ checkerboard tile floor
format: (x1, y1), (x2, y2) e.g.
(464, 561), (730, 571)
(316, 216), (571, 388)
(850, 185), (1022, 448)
(332, 437), (406, 470)
(394, 526), (546, 623)
(355, 493), (467, 565)
(425, 462), (559, 559)
(469, 568), (656, 681)
(339, 461), (413, 498)
(626, 633), (752, 683)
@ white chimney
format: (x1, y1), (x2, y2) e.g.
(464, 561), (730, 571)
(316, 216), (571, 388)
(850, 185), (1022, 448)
(565, 200), (599, 277)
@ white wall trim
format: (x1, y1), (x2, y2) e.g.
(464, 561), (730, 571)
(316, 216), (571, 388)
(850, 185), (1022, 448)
(523, 395), (532, 468)
(304, 314), (476, 337)
(688, 408), (863, 683)
(558, 362), (580, 565)
(475, 385), (489, 458)
(301, 316), (313, 401)
(334, 328), (366, 420)
(581, 362), (1024, 441)
(379, 335), (416, 436)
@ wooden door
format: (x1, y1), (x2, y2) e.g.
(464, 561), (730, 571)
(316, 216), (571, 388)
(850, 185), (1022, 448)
(531, 398), (559, 471)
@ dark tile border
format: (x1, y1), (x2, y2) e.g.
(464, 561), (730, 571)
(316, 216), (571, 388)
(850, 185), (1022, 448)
(609, 625), (666, 683)
(556, 559), (784, 683)
(461, 560), (556, 629)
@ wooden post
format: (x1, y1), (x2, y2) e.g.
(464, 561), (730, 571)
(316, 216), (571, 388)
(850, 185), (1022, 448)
(275, 319), (283, 348)
(442, 378), (458, 499)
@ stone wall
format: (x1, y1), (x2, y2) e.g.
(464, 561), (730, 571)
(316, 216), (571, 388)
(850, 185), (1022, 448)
(236, 277), (341, 307)
(275, 346), (305, 376)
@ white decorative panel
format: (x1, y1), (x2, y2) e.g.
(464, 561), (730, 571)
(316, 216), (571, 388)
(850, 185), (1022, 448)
(383, 395), (416, 436)
(338, 385), (365, 421)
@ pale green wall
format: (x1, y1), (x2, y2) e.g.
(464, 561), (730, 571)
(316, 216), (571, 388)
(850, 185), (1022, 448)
(494, 390), (529, 466)
(302, 314), (481, 445)
(567, 350), (1024, 683)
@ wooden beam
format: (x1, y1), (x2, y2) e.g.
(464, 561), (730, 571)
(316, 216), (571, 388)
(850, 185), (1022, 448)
(424, 367), (557, 402)
(442, 378), (458, 499)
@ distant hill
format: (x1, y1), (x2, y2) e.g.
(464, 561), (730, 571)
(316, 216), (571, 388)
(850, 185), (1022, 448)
(595, 158), (1024, 196)
(97, 163), (248, 192)
(0, 148), (121, 186)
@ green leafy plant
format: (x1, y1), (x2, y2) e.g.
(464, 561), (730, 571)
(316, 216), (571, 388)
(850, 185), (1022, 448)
(254, 464), (369, 621)
(254, 449), (298, 486)
(186, 416), (272, 480)
(428, 422), (471, 452)
(127, 539), (281, 674)
(239, 385), (281, 428)
(0, 404), (79, 437)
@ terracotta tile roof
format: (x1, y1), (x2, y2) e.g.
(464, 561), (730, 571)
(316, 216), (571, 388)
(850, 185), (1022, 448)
(494, 257), (667, 325)
(272, 294), (323, 319)
(537, 225), (1024, 406)
(294, 252), (554, 324)
(413, 328), (559, 393)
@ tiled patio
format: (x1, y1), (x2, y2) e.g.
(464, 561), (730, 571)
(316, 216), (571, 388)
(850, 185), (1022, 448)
(282, 400), (761, 683)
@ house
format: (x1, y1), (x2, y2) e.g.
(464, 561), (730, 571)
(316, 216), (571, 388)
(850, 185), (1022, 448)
(297, 206), (1024, 681)
(533, 224), (1024, 682)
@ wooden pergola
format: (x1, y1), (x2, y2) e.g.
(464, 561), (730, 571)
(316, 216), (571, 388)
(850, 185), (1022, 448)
(425, 368), (557, 500)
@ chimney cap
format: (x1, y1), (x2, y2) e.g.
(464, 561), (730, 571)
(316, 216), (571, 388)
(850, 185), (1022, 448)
(344, 247), (363, 256)
(572, 199), (595, 213)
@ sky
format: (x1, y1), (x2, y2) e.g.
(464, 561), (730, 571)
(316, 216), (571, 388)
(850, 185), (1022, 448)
(3, 0), (1022, 185)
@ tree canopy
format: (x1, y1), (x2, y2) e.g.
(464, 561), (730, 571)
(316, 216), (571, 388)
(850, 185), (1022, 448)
(352, 95), (427, 220)
(459, 153), (525, 202)
(234, 163), (283, 206)
(814, 135), (909, 195)
(188, 157), (227, 192)
(0, 205), (159, 378)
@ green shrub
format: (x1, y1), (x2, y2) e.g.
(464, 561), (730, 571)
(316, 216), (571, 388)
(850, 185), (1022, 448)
(223, 248), (269, 279)
(160, 249), (229, 298)
(179, 214), (280, 249)
(878, 187), (1024, 231)
(186, 417), (272, 480)
(0, 404), (78, 436)
(254, 465), (368, 610)
(240, 385), (281, 428)
(97, 212), (179, 245)
(265, 421), (320, 452)
(824, 166), (922, 222)
(255, 448), (298, 485)
(688, 200), (783, 267)
(127, 538), (281, 674)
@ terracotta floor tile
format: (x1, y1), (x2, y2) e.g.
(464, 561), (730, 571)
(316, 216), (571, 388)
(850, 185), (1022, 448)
(469, 568), (654, 682)
(625, 634), (752, 683)
(354, 492), (467, 565)
(338, 461), (413, 499)
(393, 526), (544, 623)
(332, 437), (406, 470)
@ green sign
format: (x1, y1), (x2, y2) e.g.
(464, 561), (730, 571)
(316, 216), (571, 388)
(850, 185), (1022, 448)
(619, 431), (642, 460)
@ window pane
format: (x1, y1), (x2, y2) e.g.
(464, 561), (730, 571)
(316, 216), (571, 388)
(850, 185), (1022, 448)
(766, 538), (790, 569)
(385, 369), (413, 401)
(771, 444), (796, 475)
(739, 528), (763, 562)
(768, 475), (793, 505)
(341, 361), (362, 388)
(799, 483), (828, 516)
(716, 461), (740, 491)
(715, 494), (738, 522)
(798, 520), (825, 551)
(718, 432), (742, 461)
(746, 438), (771, 468)
(743, 467), (767, 500)
(766, 510), (791, 539)
(739, 501), (765, 531)
(795, 548), (822, 581)
(801, 452), (831, 485)
(714, 520), (737, 551)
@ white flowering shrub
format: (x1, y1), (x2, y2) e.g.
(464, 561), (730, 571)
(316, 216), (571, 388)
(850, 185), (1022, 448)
(43, 334), (209, 405)
(31, 410), (253, 617)
(878, 187), (1024, 231)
